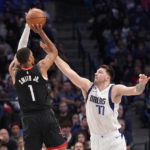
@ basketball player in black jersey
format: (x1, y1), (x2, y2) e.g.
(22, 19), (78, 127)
(9, 24), (67, 150)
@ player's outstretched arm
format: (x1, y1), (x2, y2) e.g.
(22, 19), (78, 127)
(55, 56), (92, 93)
(9, 23), (30, 84)
(17, 24), (30, 50)
(112, 74), (150, 103)
(30, 24), (58, 74)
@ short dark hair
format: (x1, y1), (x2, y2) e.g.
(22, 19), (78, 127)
(16, 47), (31, 65)
(60, 121), (72, 128)
(100, 64), (115, 82)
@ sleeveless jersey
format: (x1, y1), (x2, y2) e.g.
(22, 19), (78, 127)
(85, 83), (121, 135)
(15, 65), (51, 114)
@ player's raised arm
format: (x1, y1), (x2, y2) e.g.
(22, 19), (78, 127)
(9, 23), (30, 84)
(9, 56), (19, 84)
(112, 74), (150, 103)
(30, 24), (58, 75)
(17, 24), (30, 51)
(55, 56), (92, 93)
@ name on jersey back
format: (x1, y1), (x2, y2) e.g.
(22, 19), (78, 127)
(19, 75), (39, 85)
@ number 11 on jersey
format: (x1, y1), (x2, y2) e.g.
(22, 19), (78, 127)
(28, 85), (35, 101)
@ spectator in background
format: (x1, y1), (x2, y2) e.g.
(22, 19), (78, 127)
(133, 93), (148, 127)
(10, 122), (22, 143)
(17, 137), (24, 150)
(73, 141), (85, 150)
(0, 101), (12, 130)
(118, 104), (132, 134)
(115, 40), (129, 71)
(5, 76), (16, 99)
(50, 77), (62, 104)
(121, 18), (131, 41)
(123, 54), (134, 83)
(132, 42), (147, 59)
(75, 132), (90, 150)
(144, 65), (150, 76)
(60, 121), (73, 149)
(0, 128), (17, 150)
(56, 101), (72, 124)
(78, 103), (86, 122)
(71, 113), (80, 133)
(0, 45), (8, 78)
(73, 98), (83, 114)
(58, 80), (77, 106)
(118, 119), (133, 150)
(72, 116), (90, 142)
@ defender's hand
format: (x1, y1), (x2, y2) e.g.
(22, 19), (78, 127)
(139, 74), (150, 85)
(40, 41), (49, 53)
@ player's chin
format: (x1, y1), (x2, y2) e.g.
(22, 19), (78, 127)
(94, 79), (97, 84)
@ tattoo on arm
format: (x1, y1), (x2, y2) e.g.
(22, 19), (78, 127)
(136, 84), (145, 93)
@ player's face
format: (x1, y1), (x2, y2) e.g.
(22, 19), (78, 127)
(94, 68), (109, 84)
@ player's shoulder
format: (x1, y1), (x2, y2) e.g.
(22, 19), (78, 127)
(111, 84), (125, 98)
(112, 84), (125, 90)
(87, 82), (95, 92)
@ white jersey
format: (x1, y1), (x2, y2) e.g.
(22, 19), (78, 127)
(86, 83), (121, 135)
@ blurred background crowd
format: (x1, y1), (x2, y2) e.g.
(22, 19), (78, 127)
(0, 0), (150, 150)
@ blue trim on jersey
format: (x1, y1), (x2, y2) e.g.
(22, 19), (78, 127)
(108, 85), (114, 111)
(85, 83), (94, 103)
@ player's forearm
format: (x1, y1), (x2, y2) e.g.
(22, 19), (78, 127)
(115, 84), (145, 97)
(9, 57), (18, 74)
(9, 59), (15, 72)
(17, 24), (30, 50)
(55, 56), (71, 75)
(135, 83), (145, 94)
(127, 84), (145, 95)
(38, 30), (57, 55)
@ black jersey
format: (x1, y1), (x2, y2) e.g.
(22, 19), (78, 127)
(15, 65), (51, 114)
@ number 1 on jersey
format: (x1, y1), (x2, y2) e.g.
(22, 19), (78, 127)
(28, 85), (35, 101)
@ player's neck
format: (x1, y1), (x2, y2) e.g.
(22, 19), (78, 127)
(97, 82), (110, 91)
(21, 63), (33, 68)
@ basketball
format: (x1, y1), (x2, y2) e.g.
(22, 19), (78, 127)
(26, 8), (46, 26)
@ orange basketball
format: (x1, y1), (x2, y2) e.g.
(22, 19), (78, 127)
(26, 8), (46, 26)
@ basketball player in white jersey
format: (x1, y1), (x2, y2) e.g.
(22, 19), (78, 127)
(37, 39), (150, 150)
